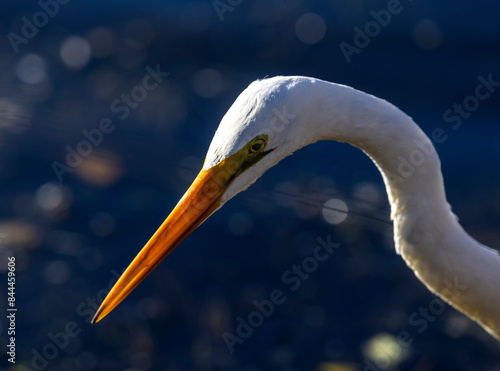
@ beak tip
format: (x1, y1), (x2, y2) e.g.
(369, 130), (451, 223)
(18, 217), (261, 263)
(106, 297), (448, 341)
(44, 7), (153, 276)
(91, 167), (227, 323)
(91, 310), (102, 324)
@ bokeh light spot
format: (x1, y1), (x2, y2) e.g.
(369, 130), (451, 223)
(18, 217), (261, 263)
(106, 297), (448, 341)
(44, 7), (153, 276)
(362, 333), (408, 368)
(15, 54), (47, 84)
(90, 212), (116, 237)
(0, 220), (42, 251)
(295, 13), (326, 45)
(192, 69), (223, 98)
(86, 27), (117, 58)
(413, 19), (444, 49)
(322, 198), (348, 224)
(352, 181), (383, 211)
(274, 181), (299, 207)
(60, 36), (91, 69)
(35, 182), (73, 215)
(74, 151), (124, 187)
(317, 361), (358, 371)
(43, 260), (71, 285)
(0, 99), (31, 134)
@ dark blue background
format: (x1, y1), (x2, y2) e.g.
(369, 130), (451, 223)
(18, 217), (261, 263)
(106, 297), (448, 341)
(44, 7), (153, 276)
(1, 1), (499, 370)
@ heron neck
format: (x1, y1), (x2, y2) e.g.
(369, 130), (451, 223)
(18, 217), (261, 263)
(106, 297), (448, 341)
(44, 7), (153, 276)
(303, 79), (500, 339)
(304, 81), (451, 226)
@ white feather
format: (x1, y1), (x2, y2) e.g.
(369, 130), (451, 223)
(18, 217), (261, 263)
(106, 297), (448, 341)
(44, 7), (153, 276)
(203, 76), (500, 339)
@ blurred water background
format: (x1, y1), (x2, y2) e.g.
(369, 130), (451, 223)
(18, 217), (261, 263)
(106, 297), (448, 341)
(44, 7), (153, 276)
(1, 1), (500, 370)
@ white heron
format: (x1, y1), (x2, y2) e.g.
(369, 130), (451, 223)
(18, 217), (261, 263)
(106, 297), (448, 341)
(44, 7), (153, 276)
(92, 76), (500, 341)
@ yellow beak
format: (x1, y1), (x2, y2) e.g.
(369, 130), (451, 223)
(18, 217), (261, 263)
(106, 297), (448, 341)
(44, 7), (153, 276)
(91, 134), (271, 324)
(91, 162), (233, 324)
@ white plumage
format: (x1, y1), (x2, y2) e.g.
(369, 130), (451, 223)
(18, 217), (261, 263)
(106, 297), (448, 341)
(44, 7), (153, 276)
(93, 76), (500, 341)
(204, 76), (500, 339)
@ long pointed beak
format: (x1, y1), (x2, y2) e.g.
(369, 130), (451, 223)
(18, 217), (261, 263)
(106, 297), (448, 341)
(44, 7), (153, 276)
(91, 162), (234, 324)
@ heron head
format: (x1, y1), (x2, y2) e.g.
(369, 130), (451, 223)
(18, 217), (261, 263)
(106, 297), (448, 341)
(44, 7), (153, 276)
(202, 76), (313, 204)
(91, 76), (309, 323)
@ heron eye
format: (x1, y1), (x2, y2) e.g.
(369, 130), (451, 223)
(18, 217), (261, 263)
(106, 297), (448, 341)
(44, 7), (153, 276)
(249, 138), (266, 154)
